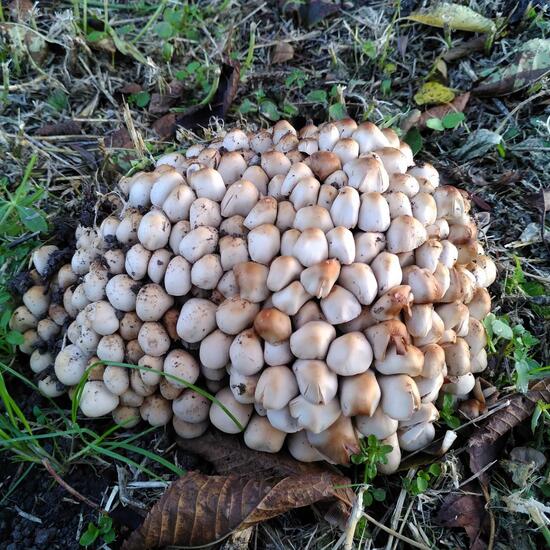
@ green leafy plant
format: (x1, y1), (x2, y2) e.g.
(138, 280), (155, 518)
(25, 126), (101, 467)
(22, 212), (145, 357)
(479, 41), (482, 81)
(351, 435), (392, 505)
(403, 463), (442, 495)
(128, 90), (151, 108)
(46, 90), (69, 112)
(79, 514), (116, 547)
(426, 112), (465, 131)
(483, 313), (548, 392)
(439, 393), (461, 429)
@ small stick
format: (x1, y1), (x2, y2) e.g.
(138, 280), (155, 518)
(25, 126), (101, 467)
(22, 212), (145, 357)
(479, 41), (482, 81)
(343, 486), (365, 550)
(42, 459), (105, 513)
(361, 511), (432, 550)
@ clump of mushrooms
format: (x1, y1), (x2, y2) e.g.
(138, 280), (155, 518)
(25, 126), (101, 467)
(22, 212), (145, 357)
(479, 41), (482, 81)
(14, 117), (495, 471)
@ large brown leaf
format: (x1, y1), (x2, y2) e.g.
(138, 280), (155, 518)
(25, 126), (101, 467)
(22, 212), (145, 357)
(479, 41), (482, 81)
(122, 470), (353, 549)
(177, 430), (330, 476)
(468, 379), (550, 484)
(436, 491), (488, 550)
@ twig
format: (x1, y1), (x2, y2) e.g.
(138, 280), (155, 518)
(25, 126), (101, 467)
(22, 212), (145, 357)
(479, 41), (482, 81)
(481, 484), (496, 550)
(362, 511), (432, 550)
(42, 459), (105, 513)
(342, 486), (365, 550)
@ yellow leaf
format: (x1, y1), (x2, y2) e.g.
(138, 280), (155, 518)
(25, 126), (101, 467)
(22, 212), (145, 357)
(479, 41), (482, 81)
(414, 82), (456, 105)
(407, 3), (496, 34)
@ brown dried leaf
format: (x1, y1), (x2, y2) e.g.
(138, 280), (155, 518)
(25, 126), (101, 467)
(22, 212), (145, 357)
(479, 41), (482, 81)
(105, 127), (134, 149)
(417, 92), (470, 129)
(436, 491), (488, 550)
(177, 430), (329, 477)
(119, 82), (143, 95)
(272, 41), (295, 64)
(468, 379), (550, 484)
(148, 80), (186, 116)
(122, 470), (353, 550)
(443, 36), (486, 62)
(174, 61), (240, 132)
(151, 113), (176, 141)
(35, 120), (82, 137)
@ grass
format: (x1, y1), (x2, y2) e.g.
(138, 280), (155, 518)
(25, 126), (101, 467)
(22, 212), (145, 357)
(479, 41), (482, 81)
(0, 0), (549, 548)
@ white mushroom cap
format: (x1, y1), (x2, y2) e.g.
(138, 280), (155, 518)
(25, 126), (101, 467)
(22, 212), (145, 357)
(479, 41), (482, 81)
(10, 305), (38, 333)
(162, 185), (196, 223)
(164, 349), (200, 388)
(371, 252), (402, 295)
(340, 370), (380, 417)
(266, 407), (300, 433)
(22, 286), (50, 317)
(293, 228), (328, 267)
(136, 284), (174, 321)
(191, 253), (223, 289)
(199, 329), (233, 370)
(330, 187), (360, 228)
(189, 198), (221, 229)
(290, 321), (336, 359)
(264, 340), (293, 367)
(229, 368), (259, 404)
(106, 274), (140, 312)
(247, 224), (280, 264)
(326, 332), (373, 375)
(234, 262), (270, 303)
(137, 210), (171, 251)
(398, 422), (436, 452)
(300, 259), (341, 299)
(32, 245), (58, 276)
(103, 365), (130, 396)
(30, 349), (53, 373)
(216, 297), (260, 335)
(54, 344), (88, 385)
(377, 432), (401, 474)
(320, 285), (361, 324)
(378, 374), (421, 420)
(179, 226), (219, 263)
(292, 359), (338, 405)
(112, 406), (141, 428)
(125, 244), (151, 281)
(293, 300), (325, 328)
(97, 334), (125, 362)
(356, 406), (398, 440)
(138, 354), (164, 386)
(354, 232), (386, 263)
(266, 256), (303, 292)
(177, 298), (217, 342)
(375, 344), (424, 376)
(38, 375), (65, 397)
(386, 215), (427, 253)
(358, 192), (391, 232)
(229, 329), (264, 375)
(80, 381), (119, 418)
(326, 226), (355, 265)
(255, 366), (299, 410)
(293, 205), (333, 232)
(164, 256), (192, 296)
(209, 387), (253, 433)
(140, 394), (173, 426)
(306, 414), (359, 464)
(244, 414), (286, 453)
(271, 281), (310, 316)
(138, 322), (171, 356)
(172, 389), (210, 423)
(288, 396), (341, 434)
(172, 415), (209, 439)
(287, 431), (325, 462)
(188, 167), (225, 201)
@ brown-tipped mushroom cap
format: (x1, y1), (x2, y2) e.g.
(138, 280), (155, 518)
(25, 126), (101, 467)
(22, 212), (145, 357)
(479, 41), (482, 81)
(306, 415), (359, 465)
(378, 374), (421, 420)
(340, 370), (380, 417)
(253, 308), (292, 344)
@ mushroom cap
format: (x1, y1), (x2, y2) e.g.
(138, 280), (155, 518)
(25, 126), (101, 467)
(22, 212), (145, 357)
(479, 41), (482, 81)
(326, 332), (373, 376)
(306, 415), (359, 465)
(253, 308), (292, 344)
(209, 387), (253, 434)
(244, 414), (286, 453)
(80, 381), (119, 418)
(356, 406), (398, 440)
(290, 320), (336, 360)
(292, 359), (338, 405)
(288, 396), (341, 434)
(340, 370), (381, 417)
(378, 374), (421, 420)
(255, 366), (299, 410)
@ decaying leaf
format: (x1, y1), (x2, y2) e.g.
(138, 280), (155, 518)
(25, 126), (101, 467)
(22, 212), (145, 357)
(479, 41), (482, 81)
(436, 491), (489, 550)
(414, 82), (455, 106)
(453, 129), (502, 161)
(473, 38), (550, 96)
(468, 379), (550, 485)
(177, 430), (330, 477)
(443, 36), (486, 62)
(174, 62), (240, 134)
(417, 92), (470, 129)
(148, 80), (186, 116)
(35, 120), (82, 137)
(122, 470), (353, 549)
(407, 3), (496, 34)
(272, 41), (295, 64)
(280, 0), (340, 28)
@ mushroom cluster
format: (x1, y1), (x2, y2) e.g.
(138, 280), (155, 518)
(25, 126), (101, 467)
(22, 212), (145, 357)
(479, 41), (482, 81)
(12, 118), (495, 470)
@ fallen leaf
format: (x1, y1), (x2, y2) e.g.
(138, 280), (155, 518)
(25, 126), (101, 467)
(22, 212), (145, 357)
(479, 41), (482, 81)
(473, 38), (550, 96)
(468, 379), (550, 485)
(443, 36), (486, 62)
(122, 470), (353, 550)
(414, 82), (455, 106)
(417, 92), (470, 129)
(436, 491), (489, 549)
(105, 128), (134, 149)
(178, 430), (330, 477)
(173, 61), (240, 133)
(35, 120), (82, 136)
(453, 129), (502, 161)
(280, 0), (340, 28)
(148, 80), (186, 116)
(119, 82), (143, 95)
(272, 41), (294, 64)
(407, 3), (496, 34)
(152, 113), (176, 141)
